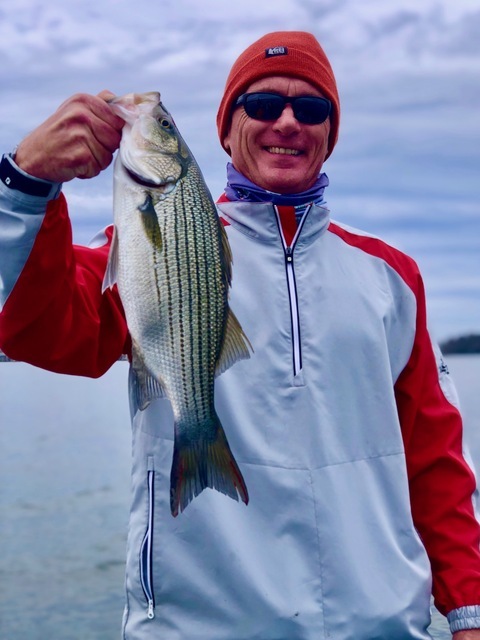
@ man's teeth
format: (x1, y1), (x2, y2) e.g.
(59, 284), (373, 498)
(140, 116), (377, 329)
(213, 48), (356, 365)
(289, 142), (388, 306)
(267, 147), (300, 156)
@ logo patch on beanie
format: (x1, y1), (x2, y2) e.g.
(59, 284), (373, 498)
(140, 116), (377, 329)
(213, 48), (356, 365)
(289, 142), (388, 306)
(265, 46), (288, 58)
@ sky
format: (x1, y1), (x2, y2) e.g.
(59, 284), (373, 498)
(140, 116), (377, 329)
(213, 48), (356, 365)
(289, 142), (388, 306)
(0, 0), (479, 342)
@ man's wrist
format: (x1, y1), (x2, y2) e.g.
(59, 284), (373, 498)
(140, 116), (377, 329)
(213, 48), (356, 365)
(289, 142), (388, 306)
(0, 153), (60, 198)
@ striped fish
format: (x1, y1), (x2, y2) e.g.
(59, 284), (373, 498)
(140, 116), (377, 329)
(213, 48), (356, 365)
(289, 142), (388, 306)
(103, 92), (251, 516)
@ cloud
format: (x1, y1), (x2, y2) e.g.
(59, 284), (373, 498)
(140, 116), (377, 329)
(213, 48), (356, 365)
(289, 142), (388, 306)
(0, 0), (478, 340)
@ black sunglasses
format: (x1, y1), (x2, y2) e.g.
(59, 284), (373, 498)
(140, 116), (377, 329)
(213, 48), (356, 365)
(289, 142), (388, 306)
(235, 92), (331, 125)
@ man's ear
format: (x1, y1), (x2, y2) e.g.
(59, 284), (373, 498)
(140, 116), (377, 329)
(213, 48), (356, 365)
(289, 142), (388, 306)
(223, 130), (231, 153)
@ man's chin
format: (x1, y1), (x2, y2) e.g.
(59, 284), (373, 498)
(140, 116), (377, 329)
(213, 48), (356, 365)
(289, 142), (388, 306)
(259, 176), (309, 195)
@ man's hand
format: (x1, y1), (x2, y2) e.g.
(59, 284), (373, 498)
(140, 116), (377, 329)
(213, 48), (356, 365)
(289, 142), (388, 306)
(14, 90), (125, 183)
(453, 630), (480, 639)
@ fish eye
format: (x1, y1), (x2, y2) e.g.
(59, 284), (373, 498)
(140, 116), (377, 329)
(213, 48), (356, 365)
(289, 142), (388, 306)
(158, 117), (171, 128)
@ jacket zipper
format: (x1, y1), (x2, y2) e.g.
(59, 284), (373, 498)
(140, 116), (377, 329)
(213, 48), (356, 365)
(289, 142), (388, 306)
(285, 246), (302, 376)
(275, 205), (310, 378)
(140, 457), (155, 619)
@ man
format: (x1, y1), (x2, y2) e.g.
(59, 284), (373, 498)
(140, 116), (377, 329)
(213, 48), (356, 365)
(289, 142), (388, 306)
(1, 31), (479, 639)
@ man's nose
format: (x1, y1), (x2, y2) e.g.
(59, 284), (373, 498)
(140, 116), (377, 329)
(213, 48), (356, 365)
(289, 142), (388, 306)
(272, 104), (301, 134)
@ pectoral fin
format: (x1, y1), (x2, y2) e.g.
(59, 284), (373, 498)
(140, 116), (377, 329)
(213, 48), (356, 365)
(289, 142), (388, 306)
(139, 194), (163, 251)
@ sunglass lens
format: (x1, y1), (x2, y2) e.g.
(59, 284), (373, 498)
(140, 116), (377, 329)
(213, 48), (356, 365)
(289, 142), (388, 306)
(244, 94), (284, 120)
(294, 97), (331, 124)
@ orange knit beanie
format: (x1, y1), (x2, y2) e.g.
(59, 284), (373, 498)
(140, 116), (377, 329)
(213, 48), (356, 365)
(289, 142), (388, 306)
(216, 31), (340, 160)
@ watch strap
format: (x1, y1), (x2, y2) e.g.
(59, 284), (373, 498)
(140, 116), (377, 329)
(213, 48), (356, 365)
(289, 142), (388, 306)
(0, 154), (54, 198)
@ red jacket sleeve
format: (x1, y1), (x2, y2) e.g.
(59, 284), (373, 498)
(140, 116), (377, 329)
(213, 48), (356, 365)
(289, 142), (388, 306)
(0, 194), (129, 377)
(395, 272), (480, 615)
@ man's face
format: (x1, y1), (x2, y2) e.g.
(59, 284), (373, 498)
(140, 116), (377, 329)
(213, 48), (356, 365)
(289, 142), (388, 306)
(223, 76), (331, 194)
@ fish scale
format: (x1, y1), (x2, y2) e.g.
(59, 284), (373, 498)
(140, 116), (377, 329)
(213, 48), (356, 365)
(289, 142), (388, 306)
(160, 171), (220, 424)
(104, 92), (252, 516)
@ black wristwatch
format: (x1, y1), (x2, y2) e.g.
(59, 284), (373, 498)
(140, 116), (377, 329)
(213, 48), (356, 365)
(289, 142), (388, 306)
(0, 153), (54, 197)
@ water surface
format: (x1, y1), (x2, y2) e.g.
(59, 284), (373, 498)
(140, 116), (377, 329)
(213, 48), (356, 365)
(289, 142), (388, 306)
(1, 355), (479, 638)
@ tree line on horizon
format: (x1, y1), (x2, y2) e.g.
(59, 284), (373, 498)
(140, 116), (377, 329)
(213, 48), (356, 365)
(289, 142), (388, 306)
(1, 334), (480, 362)
(440, 334), (480, 355)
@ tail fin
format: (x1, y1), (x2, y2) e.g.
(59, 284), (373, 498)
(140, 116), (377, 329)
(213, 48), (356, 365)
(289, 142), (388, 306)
(170, 419), (249, 517)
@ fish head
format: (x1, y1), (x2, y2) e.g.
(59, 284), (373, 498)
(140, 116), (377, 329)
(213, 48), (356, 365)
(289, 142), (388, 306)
(110, 92), (191, 191)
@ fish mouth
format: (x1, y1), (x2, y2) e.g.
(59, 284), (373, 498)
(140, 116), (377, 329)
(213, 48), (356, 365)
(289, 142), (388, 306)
(126, 167), (176, 191)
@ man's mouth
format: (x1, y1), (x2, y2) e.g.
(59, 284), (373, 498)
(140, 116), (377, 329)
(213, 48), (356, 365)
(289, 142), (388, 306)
(265, 146), (302, 156)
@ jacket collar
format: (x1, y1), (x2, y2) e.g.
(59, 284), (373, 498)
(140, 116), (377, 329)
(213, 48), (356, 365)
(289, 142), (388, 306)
(216, 199), (331, 248)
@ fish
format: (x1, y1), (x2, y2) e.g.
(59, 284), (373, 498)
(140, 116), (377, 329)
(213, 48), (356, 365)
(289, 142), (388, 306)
(103, 92), (251, 516)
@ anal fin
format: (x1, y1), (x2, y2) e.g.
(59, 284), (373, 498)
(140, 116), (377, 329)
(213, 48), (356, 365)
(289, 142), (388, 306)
(129, 343), (168, 419)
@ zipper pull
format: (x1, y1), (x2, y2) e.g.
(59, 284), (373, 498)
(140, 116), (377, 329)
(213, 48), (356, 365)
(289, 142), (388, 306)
(147, 599), (155, 619)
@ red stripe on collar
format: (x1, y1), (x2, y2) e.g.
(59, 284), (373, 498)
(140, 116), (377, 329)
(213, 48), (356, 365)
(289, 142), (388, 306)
(276, 205), (297, 247)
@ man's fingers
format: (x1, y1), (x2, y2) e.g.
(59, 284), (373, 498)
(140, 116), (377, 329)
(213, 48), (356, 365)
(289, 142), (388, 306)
(15, 93), (125, 182)
(97, 89), (117, 102)
(79, 93), (125, 131)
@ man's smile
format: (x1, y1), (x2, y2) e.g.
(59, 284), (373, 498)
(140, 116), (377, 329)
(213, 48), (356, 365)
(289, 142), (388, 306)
(265, 146), (302, 156)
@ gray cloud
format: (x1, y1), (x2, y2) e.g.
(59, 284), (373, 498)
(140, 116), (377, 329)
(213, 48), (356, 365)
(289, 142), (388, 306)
(0, 0), (478, 341)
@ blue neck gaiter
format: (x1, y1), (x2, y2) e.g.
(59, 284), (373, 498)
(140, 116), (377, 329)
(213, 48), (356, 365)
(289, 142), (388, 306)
(224, 162), (329, 207)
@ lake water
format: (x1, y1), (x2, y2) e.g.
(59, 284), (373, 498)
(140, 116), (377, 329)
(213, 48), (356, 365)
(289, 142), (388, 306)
(1, 355), (479, 639)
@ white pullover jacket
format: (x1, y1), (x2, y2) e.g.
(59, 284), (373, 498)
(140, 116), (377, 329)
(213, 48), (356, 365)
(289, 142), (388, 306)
(1, 164), (480, 638)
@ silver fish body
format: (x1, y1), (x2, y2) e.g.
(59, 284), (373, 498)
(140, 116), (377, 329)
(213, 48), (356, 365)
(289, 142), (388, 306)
(104, 92), (251, 516)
